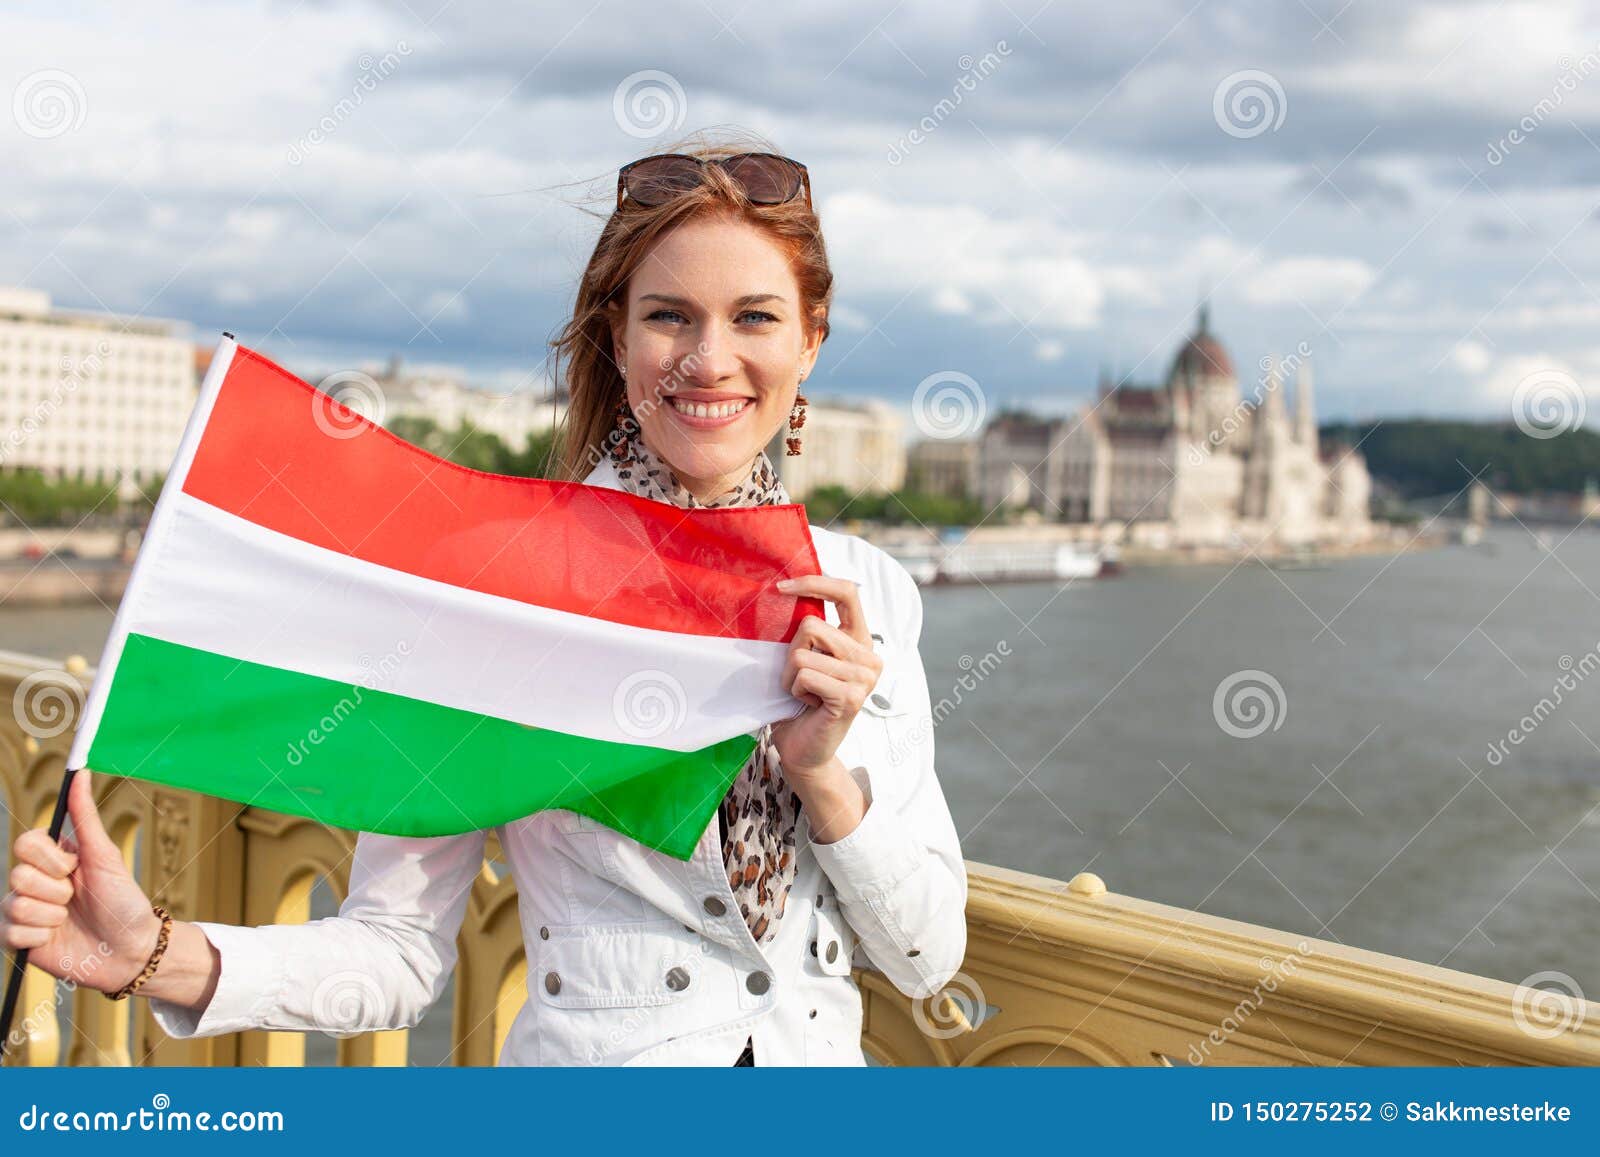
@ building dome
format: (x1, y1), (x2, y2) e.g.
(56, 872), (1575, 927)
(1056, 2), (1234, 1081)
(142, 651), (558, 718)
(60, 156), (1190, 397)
(1170, 303), (1234, 381)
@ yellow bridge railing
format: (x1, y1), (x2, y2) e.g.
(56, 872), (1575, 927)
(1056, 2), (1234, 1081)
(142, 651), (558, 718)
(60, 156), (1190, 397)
(3, 651), (1595, 1067)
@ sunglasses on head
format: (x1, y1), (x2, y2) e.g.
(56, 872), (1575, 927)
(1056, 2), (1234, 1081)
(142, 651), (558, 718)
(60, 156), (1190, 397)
(616, 153), (812, 211)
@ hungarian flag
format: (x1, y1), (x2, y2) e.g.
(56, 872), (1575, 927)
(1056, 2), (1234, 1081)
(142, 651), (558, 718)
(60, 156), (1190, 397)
(66, 336), (821, 860)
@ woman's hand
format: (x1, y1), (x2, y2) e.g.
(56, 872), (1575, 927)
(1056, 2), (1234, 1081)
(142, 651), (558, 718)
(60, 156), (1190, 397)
(770, 574), (884, 779)
(1, 770), (164, 994)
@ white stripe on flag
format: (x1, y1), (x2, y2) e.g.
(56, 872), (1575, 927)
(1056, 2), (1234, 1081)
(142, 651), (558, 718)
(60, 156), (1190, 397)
(122, 491), (797, 753)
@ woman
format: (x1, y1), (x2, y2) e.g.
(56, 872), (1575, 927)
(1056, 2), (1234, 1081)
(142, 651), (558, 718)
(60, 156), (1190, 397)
(1, 135), (967, 1066)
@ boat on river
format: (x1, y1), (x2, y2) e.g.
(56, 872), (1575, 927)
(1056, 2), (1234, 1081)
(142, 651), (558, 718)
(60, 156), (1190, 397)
(882, 539), (1106, 585)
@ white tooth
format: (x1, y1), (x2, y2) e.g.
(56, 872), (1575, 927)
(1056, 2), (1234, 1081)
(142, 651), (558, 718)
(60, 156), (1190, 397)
(672, 398), (749, 418)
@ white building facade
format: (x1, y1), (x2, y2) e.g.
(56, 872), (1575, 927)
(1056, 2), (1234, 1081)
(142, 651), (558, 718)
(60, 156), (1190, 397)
(332, 355), (564, 450)
(0, 287), (196, 497)
(767, 398), (905, 500)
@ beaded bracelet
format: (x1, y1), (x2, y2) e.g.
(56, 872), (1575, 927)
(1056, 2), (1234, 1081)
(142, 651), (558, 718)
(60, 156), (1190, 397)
(108, 904), (172, 1001)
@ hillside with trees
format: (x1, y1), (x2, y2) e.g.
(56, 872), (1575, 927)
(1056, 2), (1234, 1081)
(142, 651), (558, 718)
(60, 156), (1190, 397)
(1321, 419), (1600, 498)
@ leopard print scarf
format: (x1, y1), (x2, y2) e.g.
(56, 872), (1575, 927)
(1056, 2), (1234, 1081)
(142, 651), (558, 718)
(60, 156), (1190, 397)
(604, 399), (800, 944)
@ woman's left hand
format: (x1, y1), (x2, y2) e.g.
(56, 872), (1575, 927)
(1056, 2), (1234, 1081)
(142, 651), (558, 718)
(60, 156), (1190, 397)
(769, 575), (884, 780)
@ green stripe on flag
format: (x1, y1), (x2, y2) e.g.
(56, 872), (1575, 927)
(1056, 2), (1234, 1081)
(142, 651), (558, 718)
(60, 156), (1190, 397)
(87, 632), (753, 860)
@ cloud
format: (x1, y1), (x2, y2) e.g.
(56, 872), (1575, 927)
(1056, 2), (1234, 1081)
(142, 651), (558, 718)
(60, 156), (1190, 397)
(1451, 339), (1492, 375)
(822, 190), (1105, 330)
(3, 0), (1599, 423)
(1242, 256), (1378, 309)
(1477, 351), (1591, 428)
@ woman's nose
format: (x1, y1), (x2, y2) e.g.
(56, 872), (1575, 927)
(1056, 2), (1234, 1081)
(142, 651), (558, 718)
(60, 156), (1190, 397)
(678, 328), (742, 385)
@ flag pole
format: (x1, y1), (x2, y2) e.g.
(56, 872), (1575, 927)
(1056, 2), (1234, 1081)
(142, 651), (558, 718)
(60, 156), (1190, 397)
(2, 330), (237, 1064)
(0, 766), (78, 1063)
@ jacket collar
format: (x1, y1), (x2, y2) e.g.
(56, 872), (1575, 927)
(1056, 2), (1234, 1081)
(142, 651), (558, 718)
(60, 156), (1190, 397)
(580, 456), (624, 493)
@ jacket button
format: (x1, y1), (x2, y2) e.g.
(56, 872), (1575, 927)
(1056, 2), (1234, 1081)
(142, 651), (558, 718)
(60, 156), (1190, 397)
(869, 692), (892, 710)
(808, 1008), (818, 1019)
(665, 966), (691, 991)
(745, 970), (770, 995)
(539, 926), (549, 940)
(702, 896), (727, 917)
(825, 940), (840, 964)
(907, 947), (921, 957)
(544, 971), (561, 995)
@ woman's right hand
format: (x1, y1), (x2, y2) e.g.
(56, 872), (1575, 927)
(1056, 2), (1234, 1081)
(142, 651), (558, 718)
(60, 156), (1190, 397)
(2, 770), (165, 994)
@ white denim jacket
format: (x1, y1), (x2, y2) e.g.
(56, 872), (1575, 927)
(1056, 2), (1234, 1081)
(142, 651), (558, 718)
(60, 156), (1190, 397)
(149, 457), (968, 1065)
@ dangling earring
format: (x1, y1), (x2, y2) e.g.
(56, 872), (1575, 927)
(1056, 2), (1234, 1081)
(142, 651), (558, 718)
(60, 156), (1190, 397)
(609, 386), (639, 461)
(785, 379), (808, 456)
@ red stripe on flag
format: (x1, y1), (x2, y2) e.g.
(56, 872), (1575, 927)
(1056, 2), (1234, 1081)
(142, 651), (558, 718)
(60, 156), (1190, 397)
(181, 346), (822, 642)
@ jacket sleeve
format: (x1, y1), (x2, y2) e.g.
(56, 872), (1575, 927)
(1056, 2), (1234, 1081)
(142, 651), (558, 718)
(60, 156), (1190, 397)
(809, 564), (969, 1000)
(147, 827), (487, 1039)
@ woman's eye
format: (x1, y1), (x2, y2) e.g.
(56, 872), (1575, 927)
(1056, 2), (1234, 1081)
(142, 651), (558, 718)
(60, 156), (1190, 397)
(739, 311), (778, 324)
(645, 309), (686, 324)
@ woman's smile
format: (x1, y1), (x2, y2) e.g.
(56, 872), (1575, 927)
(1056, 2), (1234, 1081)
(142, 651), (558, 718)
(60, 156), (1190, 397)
(662, 390), (753, 428)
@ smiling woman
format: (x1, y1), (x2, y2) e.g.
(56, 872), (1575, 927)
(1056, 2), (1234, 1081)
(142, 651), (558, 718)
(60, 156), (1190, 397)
(551, 136), (832, 497)
(2, 129), (968, 1069)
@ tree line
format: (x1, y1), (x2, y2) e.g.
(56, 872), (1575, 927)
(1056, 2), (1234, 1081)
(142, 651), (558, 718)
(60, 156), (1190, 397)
(1322, 419), (1600, 498)
(1, 416), (981, 529)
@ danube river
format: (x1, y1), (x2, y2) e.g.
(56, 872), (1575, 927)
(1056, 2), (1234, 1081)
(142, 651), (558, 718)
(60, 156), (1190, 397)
(5, 525), (1596, 1061)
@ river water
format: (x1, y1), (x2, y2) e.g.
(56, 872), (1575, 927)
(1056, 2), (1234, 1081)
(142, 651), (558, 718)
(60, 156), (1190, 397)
(6, 525), (1596, 1059)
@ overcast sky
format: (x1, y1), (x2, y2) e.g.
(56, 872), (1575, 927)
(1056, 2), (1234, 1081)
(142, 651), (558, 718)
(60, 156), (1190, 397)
(5, 0), (1599, 429)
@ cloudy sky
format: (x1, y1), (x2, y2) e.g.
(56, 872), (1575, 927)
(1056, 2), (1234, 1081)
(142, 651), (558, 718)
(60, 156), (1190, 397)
(5, 0), (1598, 429)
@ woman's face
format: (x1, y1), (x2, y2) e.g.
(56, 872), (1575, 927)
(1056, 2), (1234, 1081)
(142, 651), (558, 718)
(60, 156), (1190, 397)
(610, 216), (822, 500)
